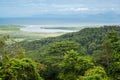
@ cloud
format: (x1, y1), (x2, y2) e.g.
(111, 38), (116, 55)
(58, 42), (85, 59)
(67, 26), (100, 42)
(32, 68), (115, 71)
(0, 0), (120, 17)
(71, 7), (89, 11)
(59, 7), (89, 12)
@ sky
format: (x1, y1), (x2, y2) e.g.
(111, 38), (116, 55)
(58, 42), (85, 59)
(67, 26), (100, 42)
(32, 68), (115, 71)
(0, 0), (120, 18)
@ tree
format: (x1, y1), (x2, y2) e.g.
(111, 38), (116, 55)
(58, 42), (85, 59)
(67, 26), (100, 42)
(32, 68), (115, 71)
(0, 35), (25, 61)
(79, 66), (109, 80)
(92, 40), (112, 68)
(106, 30), (120, 61)
(108, 62), (120, 80)
(0, 35), (44, 80)
(58, 50), (94, 80)
(93, 31), (120, 64)
(0, 35), (10, 56)
(0, 58), (43, 80)
(41, 41), (86, 80)
(46, 40), (86, 56)
(98, 30), (120, 79)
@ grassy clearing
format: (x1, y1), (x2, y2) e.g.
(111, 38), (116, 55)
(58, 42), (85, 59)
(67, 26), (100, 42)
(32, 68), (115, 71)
(0, 25), (21, 31)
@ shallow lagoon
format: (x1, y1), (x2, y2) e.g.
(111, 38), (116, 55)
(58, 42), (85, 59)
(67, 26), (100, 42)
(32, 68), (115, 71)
(20, 25), (80, 33)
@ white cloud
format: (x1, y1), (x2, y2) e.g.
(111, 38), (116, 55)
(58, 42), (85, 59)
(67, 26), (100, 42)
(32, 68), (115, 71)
(58, 7), (89, 12)
(71, 7), (89, 11)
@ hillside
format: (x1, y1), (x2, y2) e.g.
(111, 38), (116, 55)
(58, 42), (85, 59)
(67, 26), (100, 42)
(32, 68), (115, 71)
(1, 25), (120, 80)
(20, 25), (120, 57)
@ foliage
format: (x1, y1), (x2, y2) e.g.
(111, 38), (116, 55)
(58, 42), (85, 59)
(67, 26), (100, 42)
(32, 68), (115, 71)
(79, 66), (109, 80)
(0, 58), (43, 80)
(108, 62), (120, 80)
(58, 50), (94, 80)
(1, 25), (120, 80)
(40, 41), (86, 80)
(0, 35), (10, 54)
(92, 30), (120, 80)
(46, 40), (86, 56)
(0, 35), (44, 80)
(20, 25), (120, 57)
(104, 30), (120, 80)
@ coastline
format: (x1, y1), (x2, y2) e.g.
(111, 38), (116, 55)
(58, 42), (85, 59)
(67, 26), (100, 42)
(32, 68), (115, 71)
(20, 25), (80, 33)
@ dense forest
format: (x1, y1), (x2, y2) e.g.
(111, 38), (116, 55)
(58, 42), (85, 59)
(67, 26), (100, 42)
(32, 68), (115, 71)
(0, 25), (120, 80)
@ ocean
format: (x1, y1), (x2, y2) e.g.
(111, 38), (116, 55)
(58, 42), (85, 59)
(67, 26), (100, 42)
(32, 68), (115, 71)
(0, 17), (119, 25)
(0, 18), (119, 33)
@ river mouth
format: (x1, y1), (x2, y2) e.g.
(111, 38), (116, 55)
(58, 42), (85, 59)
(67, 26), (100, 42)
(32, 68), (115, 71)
(20, 25), (80, 33)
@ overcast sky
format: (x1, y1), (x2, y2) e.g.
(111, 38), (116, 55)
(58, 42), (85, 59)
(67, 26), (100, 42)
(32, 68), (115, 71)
(0, 0), (120, 17)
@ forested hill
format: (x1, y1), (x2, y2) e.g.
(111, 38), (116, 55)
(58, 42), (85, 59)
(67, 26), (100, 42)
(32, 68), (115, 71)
(20, 25), (120, 55)
(1, 25), (120, 80)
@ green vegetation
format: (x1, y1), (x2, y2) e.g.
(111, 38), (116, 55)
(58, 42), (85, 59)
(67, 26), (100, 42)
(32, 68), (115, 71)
(58, 50), (94, 80)
(0, 25), (120, 80)
(79, 66), (109, 80)
(0, 36), (44, 80)
(1, 58), (43, 80)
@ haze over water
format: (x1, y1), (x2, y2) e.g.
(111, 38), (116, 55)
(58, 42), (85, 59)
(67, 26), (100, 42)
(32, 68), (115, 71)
(0, 0), (120, 25)
(0, 0), (120, 32)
